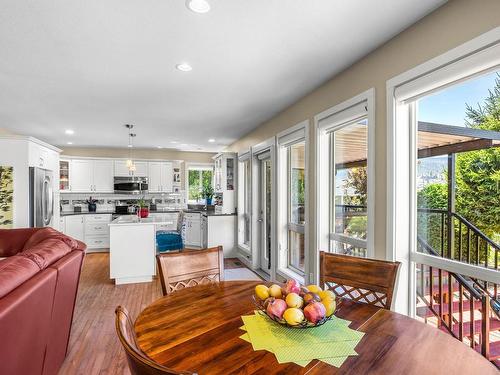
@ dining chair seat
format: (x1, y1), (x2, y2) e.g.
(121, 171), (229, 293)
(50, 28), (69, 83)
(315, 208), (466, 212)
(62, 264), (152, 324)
(156, 246), (224, 296)
(115, 306), (196, 375)
(319, 252), (401, 310)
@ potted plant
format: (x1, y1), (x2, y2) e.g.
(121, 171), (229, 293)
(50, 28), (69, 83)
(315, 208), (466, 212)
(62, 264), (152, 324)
(202, 183), (214, 206)
(86, 196), (98, 212)
(137, 198), (149, 218)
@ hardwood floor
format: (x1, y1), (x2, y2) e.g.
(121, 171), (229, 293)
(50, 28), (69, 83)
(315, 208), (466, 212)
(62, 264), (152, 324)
(59, 252), (260, 374)
(59, 253), (162, 374)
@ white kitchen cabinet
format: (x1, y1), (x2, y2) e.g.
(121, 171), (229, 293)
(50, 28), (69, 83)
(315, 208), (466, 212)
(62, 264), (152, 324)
(70, 160), (93, 192)
(70, 159), (113, 193)
(29, 141), (58, 171)
(64, 215), (85, 242)
(206, 215), (236, 257)
(84, 214), (111, 251)
(92, 160), (114, 192)
(148, 162), (173, 192)
(184, 213), (202, 247)
(148, 162), (162, 192)
(213, 153), (236, 214)
(114, 160), (148, 177)
(59, 217), (66, 233)
(114, 161), (131, 177)
(133, 162), (148, 177)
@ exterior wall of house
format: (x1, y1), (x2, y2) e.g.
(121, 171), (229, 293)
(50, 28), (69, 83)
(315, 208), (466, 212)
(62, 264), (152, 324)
(227, 0), (500, 259)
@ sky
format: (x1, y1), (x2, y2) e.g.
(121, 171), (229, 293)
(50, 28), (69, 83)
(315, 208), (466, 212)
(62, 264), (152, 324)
(418, 70), (499, 127)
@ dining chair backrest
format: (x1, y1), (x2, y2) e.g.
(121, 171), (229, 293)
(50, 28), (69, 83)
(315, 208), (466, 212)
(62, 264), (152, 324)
(156, 246), (224, 296)
(319, 251), (401, 310)
(115, 306), (196, 375)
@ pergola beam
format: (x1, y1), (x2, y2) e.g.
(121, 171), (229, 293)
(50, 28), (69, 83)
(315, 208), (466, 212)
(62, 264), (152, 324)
(418, 139), (495, 159)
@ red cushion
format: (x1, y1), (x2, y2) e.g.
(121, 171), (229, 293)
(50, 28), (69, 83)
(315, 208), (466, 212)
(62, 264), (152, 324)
(0, 228), (41, 257)
(21, 239), (71, 270)
(22, 227), (78, 251)
(0, 256), (40, 298)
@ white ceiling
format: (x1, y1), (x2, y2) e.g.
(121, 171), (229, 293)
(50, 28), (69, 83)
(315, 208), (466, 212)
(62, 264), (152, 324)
(0, 0), (446, 152)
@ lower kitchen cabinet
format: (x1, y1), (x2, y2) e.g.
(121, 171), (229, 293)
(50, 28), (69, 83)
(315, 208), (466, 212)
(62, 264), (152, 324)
(64, 215), (85, 242)
(61, 213), (111, 251)
(206, 215), (236, 257)
(84, 214), (111, 251)
(184, 213), (204, 248)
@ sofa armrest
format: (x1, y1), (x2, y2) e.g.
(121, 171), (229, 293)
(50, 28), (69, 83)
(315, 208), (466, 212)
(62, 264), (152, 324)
(75, 240), (87, 252)
(0, 228), (41, 257)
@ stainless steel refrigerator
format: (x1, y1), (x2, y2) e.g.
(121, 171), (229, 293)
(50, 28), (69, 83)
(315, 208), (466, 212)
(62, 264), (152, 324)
(29, 167), (54, 227)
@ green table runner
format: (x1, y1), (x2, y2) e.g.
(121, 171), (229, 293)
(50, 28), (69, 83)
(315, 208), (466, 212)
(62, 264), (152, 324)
(239, 311), (364, 368)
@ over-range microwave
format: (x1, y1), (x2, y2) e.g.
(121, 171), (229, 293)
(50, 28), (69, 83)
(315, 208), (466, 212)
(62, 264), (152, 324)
(114, 176), (148, 194)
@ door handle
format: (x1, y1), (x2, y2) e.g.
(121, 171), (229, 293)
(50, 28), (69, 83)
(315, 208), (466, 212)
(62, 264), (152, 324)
(257, 218), (263, 222)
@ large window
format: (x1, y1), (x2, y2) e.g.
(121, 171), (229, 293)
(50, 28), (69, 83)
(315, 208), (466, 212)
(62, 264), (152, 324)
(238, 155), (251, 250)
(277, 122), (308, 281)
(187, 165), (213, 203)
(316, 90), (374, 264)
(287, 141), (306, 273)
(329, 119), (368, 257)
(387, 29), (500, 314)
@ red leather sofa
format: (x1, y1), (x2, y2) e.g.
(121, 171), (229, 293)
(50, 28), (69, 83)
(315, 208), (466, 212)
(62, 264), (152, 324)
(0, 227), (86, 375)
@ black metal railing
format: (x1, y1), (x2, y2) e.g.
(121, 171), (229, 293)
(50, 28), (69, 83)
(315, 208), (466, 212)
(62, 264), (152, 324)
(417, 208), (499, 300)
(417, 236), (497, 361)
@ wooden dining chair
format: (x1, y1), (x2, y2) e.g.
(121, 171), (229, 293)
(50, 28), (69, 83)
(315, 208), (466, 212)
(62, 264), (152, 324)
(319, 251), (401, 310)
(115, 306), (196, 375)
(156, 246), (224, 296)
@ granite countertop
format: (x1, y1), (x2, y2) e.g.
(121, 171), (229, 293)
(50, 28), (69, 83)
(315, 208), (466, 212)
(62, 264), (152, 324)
(60, 209), (236, 217)
(109, 215), (176, 226)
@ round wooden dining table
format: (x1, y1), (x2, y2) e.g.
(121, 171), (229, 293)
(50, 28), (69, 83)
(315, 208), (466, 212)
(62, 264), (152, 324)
(134, 281), (497, 374)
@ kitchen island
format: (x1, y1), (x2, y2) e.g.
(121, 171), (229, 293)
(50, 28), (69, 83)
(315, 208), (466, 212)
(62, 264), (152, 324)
(109, 215), (174, 285)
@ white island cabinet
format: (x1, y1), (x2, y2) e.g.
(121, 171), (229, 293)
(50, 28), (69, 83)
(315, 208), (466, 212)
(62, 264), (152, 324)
(109, 215), (174, 285)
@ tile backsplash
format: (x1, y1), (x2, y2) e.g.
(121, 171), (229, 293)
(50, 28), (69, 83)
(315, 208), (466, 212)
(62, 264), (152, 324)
(60, 192), (187, 212)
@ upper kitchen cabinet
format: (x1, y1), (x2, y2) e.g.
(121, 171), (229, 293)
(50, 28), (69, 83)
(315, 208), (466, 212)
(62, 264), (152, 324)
(114, 160), (148, 177)
(213, 152), (236, 214)
(93, 160), (114, 192)
(59, 159), (70, 191)
(148, 162), (173, 193)
(67, 159), (114, 193)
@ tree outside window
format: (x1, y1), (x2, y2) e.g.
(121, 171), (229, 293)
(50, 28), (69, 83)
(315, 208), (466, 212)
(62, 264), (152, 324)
(188, 168), (213, 202)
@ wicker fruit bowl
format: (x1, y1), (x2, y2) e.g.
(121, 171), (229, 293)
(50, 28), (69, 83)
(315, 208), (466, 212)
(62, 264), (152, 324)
(253, 279), (336, 329)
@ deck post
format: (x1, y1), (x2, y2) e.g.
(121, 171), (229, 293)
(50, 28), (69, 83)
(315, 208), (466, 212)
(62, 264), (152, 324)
(447, 153), (455, 259)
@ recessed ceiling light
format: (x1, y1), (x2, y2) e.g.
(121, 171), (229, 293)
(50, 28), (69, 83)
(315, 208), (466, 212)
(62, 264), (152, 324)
(65, 129), (74, 135)
(208, 138), (215, 143)
(186, 0), (210, 14)
(67, 141), (73, 145)
(176, 63), (192, 72)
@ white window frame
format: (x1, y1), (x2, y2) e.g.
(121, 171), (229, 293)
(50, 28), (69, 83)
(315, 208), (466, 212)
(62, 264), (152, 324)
(277, 121), (309, 284)
(386, 27), (500, 315)
(251, 137), (277, 281)
(314, 89), (375, 283)
(237, 150), (252, 255)
(185, 163), (214, 204)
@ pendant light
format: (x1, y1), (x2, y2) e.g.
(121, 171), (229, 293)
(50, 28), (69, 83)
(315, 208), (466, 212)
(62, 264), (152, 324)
(125, 124), (136, 170)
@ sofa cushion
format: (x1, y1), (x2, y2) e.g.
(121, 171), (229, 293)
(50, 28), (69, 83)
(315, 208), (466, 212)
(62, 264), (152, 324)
(0, 255), (40, 298)
(21, 239), (72, 270)
(23, 227), (78, 251)
(0, 228), (40, 257)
